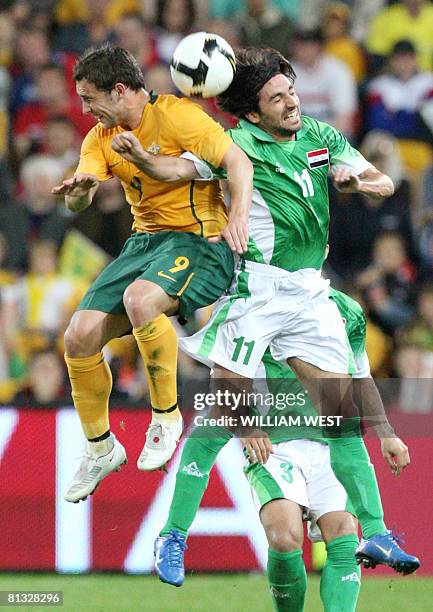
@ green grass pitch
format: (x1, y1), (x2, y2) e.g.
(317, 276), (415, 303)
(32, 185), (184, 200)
(0, 573), (431, 611)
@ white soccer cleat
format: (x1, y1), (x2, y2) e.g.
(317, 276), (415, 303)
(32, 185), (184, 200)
(64, 433), (127, 503)
(137, 415), (183, 471)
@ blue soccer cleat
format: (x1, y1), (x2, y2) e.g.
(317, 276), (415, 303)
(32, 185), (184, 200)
(154, 530), (187, 587)
(355, 530), (420, 575)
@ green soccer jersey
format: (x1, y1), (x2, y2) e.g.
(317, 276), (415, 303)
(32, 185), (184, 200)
(252, 288), (367, 444)
(217, 116), (371, 271)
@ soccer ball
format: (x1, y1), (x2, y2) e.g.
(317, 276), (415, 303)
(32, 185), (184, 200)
(170, 32), (236, 98)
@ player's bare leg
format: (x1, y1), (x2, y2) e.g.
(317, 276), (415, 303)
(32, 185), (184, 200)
(123, 279), (182, 471)
(63, 311), (132, 502)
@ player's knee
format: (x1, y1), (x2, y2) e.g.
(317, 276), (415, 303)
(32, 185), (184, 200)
(123, 281), (162, 324)
(329, 515), (358, 541)
(64, 316), (99, 357)
(266, 526), (303, 552)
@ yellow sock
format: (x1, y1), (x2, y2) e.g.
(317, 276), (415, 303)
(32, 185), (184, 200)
(65, 352), (112, 439)
(133, 315), (179, 419)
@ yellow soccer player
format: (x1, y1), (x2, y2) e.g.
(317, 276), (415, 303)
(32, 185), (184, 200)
(52, 43), (253, 503)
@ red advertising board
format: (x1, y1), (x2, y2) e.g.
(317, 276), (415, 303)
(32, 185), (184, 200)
(0, 408), (431, 574)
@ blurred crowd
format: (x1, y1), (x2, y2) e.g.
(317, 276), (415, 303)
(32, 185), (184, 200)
(0, 0), (432, 410)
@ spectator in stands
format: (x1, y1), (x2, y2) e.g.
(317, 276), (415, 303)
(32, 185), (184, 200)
(419, 165), (433, 273)
(9, 26), (49, 114)
(145, 63), (176, 94)
(72, 177), (131, 258)
(208, 0), (301, 23)
(154, 0), (196, 64)
(113, 12), (159, 74)
(365, 40), (433, 143)
(16, 347), (68, 404)
(0, 10), (16, 68)
(9, 155), (71, 268)
(13, 63), (94, 160)
(321, 2), (366, 83)
(43, 116), (80, 174)
(356, 231), (417, 335)
(366, 0), (433, 72)
(290, 28), (357, 138)
(2, 238), (87, 342)
(328, 130), (418, 280)
(400, 282), (433, 352)
(237, 0), (293, 55)
(350, 0), (387, 45)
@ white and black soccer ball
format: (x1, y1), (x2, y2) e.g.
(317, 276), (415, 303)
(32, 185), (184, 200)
(170, 32), (236, 98)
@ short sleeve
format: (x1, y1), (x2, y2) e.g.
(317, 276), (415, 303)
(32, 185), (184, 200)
(180, 152), (214, 180)
(325, 124), (372, 176)
(169, 99), (232, 168)
(75, 128), (112, 180)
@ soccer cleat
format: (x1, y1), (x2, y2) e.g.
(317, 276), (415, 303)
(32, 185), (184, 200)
(154, 530), (187, 587)
(355, 530), (420, 575)
(64, 434), (127, 503)
(137, 415), (183, 471)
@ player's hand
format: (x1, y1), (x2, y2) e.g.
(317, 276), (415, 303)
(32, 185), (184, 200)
(241, 430), (273, 464)
(331, 166), (361, 193)
(381, 437), (410, 476)
(209, 215), (249, 254)
(51, 173), (99, 196)
(111, 132), (148, 164)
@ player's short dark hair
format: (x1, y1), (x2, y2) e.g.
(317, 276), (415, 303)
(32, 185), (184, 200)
(217, 47), (296, 119)
(73, 43), (145, 92)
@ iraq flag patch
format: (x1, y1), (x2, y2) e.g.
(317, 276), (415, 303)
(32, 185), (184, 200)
(307, 148), (329, 169)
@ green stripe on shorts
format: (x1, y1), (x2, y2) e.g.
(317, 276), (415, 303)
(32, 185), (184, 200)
(244, 462), (285, 507)
(197, 267), (250, 359)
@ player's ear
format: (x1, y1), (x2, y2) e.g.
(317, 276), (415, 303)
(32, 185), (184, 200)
(113, 82), (127, 97)
(245, 111), (260, 124)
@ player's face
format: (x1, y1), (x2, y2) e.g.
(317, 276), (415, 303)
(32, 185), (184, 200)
(249, 74), (302, 141)
(76, 79), (122, 128)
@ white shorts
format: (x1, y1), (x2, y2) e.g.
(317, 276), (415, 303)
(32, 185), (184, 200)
(179, 261), (353, 377)
(245, 439), (350, 541)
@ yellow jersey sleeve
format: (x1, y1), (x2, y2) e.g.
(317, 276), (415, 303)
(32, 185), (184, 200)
(75, 128), (112, 181)
(167, 99), (232, 168)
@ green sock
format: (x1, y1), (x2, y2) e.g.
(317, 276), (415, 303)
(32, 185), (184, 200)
(267, 549), (307, 612)
(327, 436), (387, 539)
(320, 535), (361, 612)
(160, 430), (231, 537)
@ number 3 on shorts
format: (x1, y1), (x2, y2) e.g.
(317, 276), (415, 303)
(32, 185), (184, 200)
(158, 256), (190, 281)
(280, 461), (294, 483)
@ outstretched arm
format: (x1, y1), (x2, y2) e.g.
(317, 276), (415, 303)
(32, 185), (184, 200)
(111, 131), (201, 181)
(211, 142), (253, 254)
(332, 166), (394, 199)
(51, 173), (100, 212)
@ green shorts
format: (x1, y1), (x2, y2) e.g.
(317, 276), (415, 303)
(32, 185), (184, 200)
(78, 231), (235, 318)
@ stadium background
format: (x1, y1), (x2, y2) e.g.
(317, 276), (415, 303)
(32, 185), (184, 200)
(0, 0), (432, 610)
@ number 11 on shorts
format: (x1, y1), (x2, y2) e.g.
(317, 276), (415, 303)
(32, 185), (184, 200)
(231, 336), (255, 365)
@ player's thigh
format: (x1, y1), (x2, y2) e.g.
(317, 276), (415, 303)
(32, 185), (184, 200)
(260, 499), (304, 552)
(123, 278), (179, 322)
(306, 442), (356, 532)
(77, 233), (156, 316)
(143, 231), (235, 318)
(65, 310), (132, 356)
(272, 295), (354, 375)
(287, 358), (356, 417)
(317, 511), (358, 543)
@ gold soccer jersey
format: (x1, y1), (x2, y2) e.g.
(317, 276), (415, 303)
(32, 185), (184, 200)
(76, 93), (231, 238)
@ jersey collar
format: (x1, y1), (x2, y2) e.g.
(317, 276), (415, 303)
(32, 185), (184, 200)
(238, 117), (309, 142)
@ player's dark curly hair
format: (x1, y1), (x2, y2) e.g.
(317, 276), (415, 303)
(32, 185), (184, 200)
(73, 43), (145, 92)
(217, 47), (296, 119)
